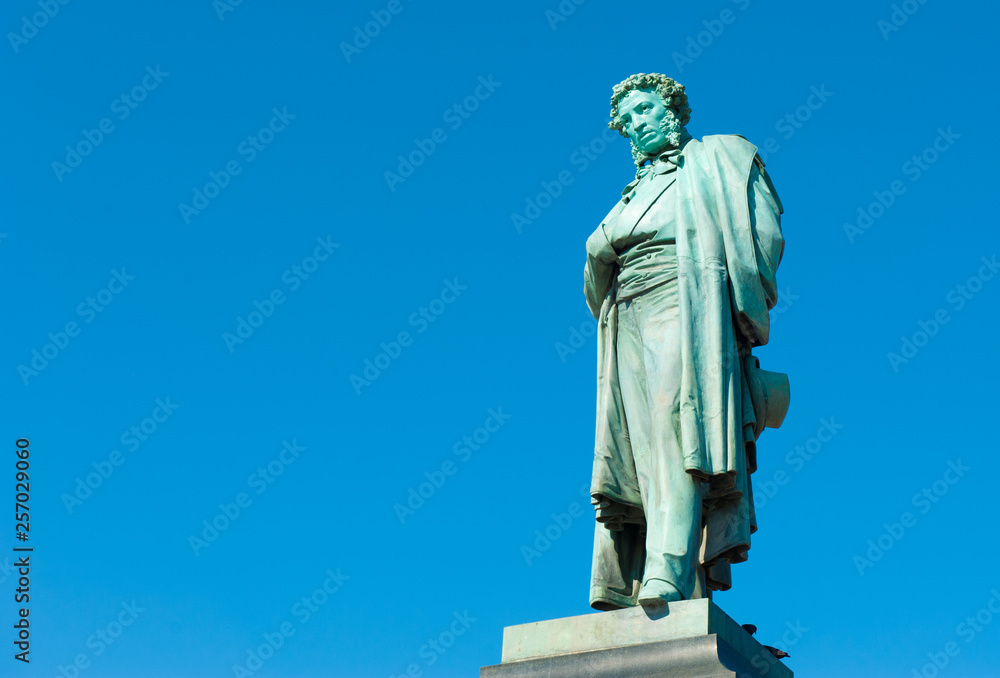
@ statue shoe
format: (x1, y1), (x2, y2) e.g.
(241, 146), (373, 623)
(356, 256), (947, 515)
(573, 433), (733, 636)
(638, 579), (683, 607)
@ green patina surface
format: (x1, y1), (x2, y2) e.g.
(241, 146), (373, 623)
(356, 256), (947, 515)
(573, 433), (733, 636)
(584, 74), (790, 610)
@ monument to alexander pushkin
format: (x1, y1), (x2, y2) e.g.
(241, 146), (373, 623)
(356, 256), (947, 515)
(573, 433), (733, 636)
(585, 72), (789, 610)
(482, 74), (793, 678)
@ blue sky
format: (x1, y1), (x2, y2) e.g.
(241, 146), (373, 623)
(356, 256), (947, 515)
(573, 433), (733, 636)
(2, 0), (999, 676)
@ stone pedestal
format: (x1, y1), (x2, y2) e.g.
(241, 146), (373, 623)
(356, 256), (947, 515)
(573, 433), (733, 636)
(480, 599), (792, 678)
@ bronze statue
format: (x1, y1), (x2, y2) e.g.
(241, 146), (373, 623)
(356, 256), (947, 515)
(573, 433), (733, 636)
(584, 73), (790, 609)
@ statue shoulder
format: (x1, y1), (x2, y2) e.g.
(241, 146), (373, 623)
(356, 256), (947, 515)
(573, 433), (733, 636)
(686, 134), (759, 174)
(697, 134), (758, 154)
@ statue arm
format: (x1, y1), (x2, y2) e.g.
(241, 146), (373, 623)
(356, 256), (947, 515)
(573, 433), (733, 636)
(584, 227), (617, 318)
(734, 159), (784, 346)
(749, 159), (784, 302)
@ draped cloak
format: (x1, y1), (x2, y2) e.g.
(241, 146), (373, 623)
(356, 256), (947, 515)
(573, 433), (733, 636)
(584, 134), (784, 606)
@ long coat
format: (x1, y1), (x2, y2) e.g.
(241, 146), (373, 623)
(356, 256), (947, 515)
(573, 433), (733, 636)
(584, 134), (784, 604)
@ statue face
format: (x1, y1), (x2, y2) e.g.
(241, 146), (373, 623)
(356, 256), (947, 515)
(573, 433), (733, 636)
(618, 90), (676, 156)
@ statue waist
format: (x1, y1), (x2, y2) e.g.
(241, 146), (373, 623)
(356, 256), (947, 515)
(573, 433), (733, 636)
(616, 241), (677, 301)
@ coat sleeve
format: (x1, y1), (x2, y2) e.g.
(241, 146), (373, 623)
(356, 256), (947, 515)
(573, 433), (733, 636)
(584, 222), (619, 319)
(723, 153), (784, 348)
(741, 159), (784, 344)
(696, 135), (784, 348)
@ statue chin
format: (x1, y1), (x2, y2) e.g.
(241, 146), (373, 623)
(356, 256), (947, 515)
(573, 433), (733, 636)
(639, 139), (669, 156)
(630, 124), (683, 166)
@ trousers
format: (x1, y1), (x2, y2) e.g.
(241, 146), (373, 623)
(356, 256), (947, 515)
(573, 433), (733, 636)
(613, 275), (705, 600)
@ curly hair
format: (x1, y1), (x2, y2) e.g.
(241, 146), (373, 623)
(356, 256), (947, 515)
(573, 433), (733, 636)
(608, 73), (691, 135)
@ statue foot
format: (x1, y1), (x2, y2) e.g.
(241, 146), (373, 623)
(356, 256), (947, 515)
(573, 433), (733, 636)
(638, 579), (682, 607)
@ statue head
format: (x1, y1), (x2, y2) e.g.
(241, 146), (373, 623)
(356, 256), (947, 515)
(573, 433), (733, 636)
(609, 73), (691, 167)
